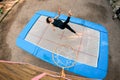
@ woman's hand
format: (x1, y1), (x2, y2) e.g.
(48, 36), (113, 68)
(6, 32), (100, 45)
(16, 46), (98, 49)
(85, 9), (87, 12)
(58, 7), (61, 15)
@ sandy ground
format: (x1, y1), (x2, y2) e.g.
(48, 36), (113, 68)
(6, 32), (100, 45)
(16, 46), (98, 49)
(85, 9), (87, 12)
(0, 0), (120, 80)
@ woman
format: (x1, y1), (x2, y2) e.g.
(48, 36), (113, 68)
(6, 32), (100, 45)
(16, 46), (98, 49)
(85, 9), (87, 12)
(46, 8), (78, 35)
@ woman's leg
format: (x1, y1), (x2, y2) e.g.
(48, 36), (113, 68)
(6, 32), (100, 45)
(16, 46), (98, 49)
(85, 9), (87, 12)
(61, 17), (70, 29)
(64, 17), (70, 24)
(65, 24), (76, 34)
(62, 10), (72, 27)
(64, 10), (72, 24)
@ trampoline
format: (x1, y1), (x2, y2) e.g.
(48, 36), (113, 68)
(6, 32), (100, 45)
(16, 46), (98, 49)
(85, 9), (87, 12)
(16, 10), (108, 79)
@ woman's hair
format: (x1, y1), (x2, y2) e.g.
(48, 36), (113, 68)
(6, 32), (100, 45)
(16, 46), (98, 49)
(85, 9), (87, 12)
(46, 17), (51, 23)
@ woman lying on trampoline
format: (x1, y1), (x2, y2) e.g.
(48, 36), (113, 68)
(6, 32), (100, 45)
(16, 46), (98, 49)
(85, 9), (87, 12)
(46, 8), (78, 35)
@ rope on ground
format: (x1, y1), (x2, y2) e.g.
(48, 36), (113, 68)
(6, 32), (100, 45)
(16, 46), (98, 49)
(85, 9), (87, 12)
(52, 45), (78, 80)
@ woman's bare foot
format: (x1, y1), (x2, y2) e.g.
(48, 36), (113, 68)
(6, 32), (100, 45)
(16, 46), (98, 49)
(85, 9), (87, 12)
(75, 32), (83, 37)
